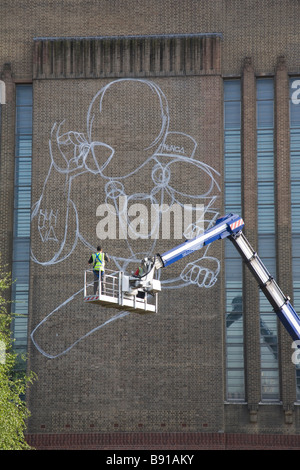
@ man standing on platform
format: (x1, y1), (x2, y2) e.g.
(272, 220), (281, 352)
(88, 246), (110, 295)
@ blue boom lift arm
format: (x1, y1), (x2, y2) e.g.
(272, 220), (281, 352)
(151, 213), (300, 342)
(85, 212), (300, 340)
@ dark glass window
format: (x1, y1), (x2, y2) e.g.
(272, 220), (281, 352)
(11, 85), (32, 360)
(224, 80), (245, 401)
(290, 78), (300, 400)
(257, 78), (279, 401)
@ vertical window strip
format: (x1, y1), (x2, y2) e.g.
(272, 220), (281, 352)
(290, 77), (300, 400)
(256, 78), (279, 401)
(11, 85), (32, 367)
(224, 80), (245, 401)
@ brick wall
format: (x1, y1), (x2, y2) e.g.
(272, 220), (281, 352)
(25, 431), (300, 450)
(1, 0), (300, 447)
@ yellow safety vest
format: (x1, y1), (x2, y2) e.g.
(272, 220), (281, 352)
(92, 252), (105, 271)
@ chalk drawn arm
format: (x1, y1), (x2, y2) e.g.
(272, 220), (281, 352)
(30, 122), (85, 265)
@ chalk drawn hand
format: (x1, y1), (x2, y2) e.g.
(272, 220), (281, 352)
(51, 121), (116, 176)
(50, 122), (89, 173)
(180, 255), (220, 288)
(31, 124), (80, 265)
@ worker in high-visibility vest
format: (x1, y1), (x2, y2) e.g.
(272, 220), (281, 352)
(134, 259), (148, 278)
(134, 264), (144, 277)
(134, 260), (147, 299)
(88, 246), (110, 294)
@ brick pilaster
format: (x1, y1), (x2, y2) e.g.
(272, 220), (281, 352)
(274, 55), (296, 418)
(241, 57), (261, 418)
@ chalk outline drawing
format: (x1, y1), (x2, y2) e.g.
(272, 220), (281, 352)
(30, 78), (221, 358)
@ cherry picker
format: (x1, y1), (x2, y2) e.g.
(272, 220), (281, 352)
(84, 213), (300, 342)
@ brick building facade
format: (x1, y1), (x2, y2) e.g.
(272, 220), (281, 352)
(2, 0), (300, 450)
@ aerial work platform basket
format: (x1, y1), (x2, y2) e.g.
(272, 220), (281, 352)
(83, 269), (159, 314)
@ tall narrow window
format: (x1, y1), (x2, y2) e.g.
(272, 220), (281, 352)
(11, 84), (32, 369)
(290, 77), (300, 400)
(256, 78), (279, 401)
(224, 80), (245, 400)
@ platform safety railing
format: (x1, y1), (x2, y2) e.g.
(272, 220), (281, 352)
(84, 268), (158, 313)
(84, 269), (120, 299)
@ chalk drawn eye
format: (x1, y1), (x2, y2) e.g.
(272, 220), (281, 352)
(105, 181), (125, 201)
(151, 164), (171, 187)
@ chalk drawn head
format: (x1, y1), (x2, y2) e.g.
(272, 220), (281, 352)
(86, 79), (169, 177)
